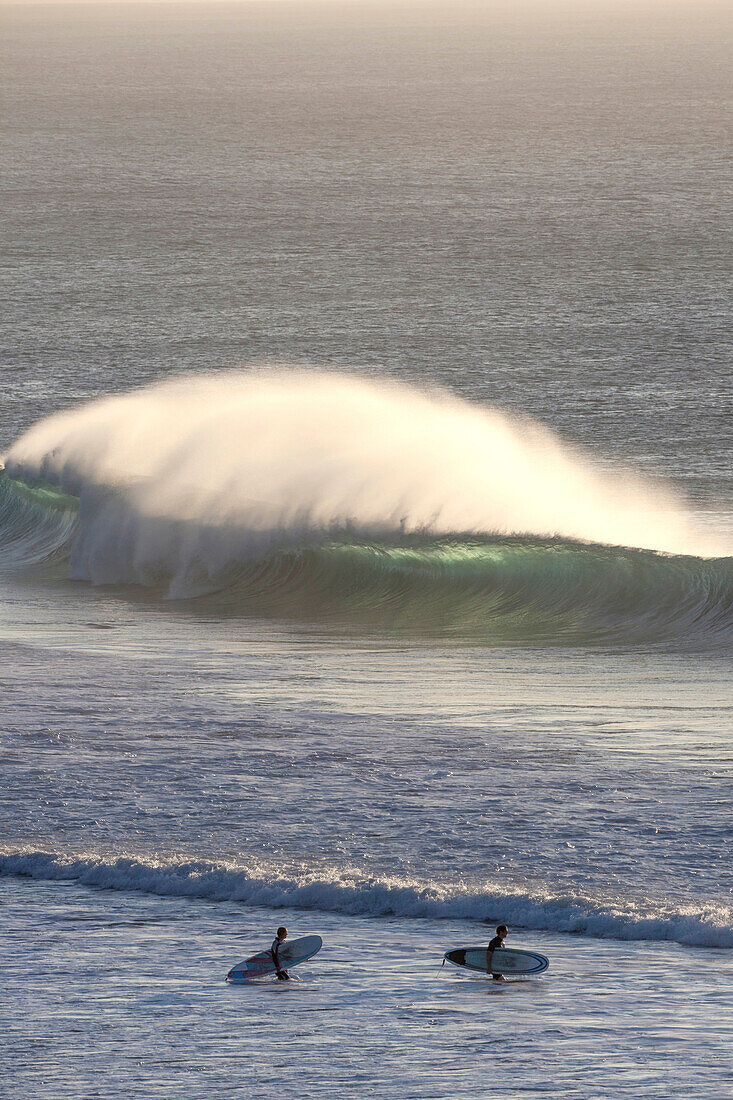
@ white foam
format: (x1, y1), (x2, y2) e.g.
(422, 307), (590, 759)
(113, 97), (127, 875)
(2, 849), (730, 949)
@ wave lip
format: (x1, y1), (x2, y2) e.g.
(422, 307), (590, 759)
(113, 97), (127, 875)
(2, 849), (731, 950)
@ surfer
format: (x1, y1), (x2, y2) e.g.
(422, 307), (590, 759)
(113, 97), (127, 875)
(486, 924), (508, 981)
(271, 926), (290, 981)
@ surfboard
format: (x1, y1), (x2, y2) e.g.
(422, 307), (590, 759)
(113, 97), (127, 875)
(226, 935), (323, 982)
(444, 946), (549, 975)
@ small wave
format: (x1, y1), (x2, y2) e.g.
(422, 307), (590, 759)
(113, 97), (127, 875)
(1, 849), (731, 949)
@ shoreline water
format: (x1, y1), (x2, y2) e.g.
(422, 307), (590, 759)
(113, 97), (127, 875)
(3, 875), (732, 1099)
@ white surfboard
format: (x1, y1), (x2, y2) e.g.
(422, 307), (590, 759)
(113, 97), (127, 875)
(445, 946), (549, 975)
(226, 935), (323, 982)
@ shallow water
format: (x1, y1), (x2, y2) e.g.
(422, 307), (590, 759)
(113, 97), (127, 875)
(3, 878), (732, 1099)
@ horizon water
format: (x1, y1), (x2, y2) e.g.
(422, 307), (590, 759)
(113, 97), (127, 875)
(1, 3), (732, 1097)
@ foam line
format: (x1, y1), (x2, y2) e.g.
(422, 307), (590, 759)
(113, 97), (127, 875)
(2, 850), (731, 949)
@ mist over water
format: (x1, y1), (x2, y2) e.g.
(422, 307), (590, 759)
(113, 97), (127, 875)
(4, 369), (726, 560)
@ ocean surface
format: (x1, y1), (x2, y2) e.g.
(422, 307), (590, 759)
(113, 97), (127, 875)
(1, 3), (732, 1097)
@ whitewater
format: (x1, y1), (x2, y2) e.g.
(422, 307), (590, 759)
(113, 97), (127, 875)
(3, 850), (732, 948)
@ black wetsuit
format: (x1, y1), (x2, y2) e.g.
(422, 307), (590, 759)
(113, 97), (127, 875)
(487, 935), (504, 973)
(271, 937), (290, 980)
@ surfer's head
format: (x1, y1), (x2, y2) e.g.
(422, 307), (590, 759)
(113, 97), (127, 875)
(496, 925), (508, 937)
(276, 926), (288, 941)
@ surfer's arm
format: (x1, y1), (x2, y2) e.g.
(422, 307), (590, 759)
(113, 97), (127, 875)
(486, 936), (500, 973)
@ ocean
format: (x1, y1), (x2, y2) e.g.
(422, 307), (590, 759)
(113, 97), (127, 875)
(1, 2), (732, 1097)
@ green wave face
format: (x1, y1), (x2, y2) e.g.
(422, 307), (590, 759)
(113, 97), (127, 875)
(0, 470), (731, 646)
(212, 536), (733, 645)
(0, 470), (79, 570)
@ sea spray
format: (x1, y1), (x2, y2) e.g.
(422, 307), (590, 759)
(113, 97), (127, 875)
(3, 370), (727, 570)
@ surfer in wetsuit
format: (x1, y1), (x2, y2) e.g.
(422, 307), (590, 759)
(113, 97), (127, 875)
(486, 924), (508, 981)
(271, 926), (290, 981)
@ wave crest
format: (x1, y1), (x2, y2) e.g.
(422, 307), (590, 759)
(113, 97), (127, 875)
(4, 369), (728, 557)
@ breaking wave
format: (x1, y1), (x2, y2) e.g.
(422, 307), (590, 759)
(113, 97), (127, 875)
(1, 370), (730, 643)
(0, 473), (730, 644)
(2, 849), (731, 949)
